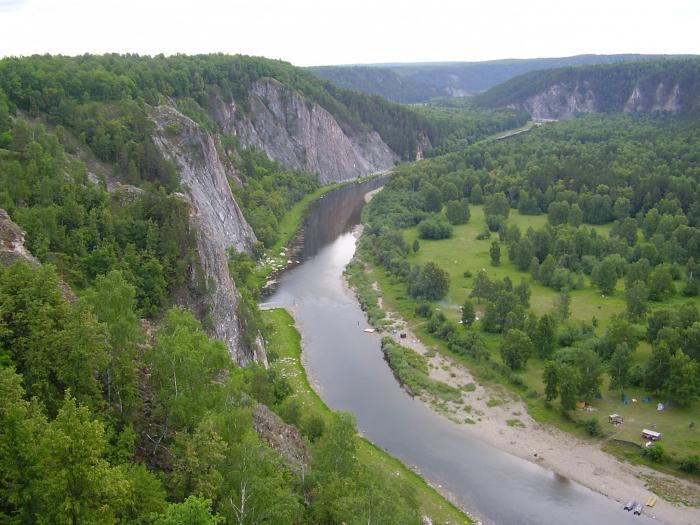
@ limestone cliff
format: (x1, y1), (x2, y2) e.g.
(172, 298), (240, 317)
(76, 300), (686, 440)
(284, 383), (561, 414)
(520, 81), (598, 120)
(517, 80), (683, 120)
(209, 79), (398, 183)
(476, 58), (700, 120)
(151, 105), (265, 366)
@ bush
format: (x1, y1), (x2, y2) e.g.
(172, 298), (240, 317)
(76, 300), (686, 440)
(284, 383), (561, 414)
(417, 215), (453, 240)
(485, 214), (505, 232)
(641, 443), (668, 463)
(415, 302), (432, 318)
(445, 199), (471, 225)
(679, 455), (700, 474)
(583, 418), (602, 437)
(278, 397), (301, 426)
(301, 414), (326, 443)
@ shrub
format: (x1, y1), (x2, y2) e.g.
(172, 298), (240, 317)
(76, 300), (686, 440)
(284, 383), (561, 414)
(415, 302), (432, 318)
(642, 443), (668, 463)
(583, 418), (602, 437)
(301, 414), (326, 443)
(417, 216), (453, 240)
(278, 397), (301, 426)
(679, 455), (700, 474)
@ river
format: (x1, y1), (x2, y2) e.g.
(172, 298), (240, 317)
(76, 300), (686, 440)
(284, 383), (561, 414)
(263, 179), (655, 525)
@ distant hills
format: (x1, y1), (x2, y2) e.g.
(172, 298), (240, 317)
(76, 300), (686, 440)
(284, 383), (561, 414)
(308, 55), (684, 103)
(474, 58), (700, 120)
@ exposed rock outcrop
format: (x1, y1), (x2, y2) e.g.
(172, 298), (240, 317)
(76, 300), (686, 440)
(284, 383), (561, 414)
(210, 79), (398, 183)
(0, 209), (41, 268)
(512, 80), (684, 121)
(520, 82), (598, 120)
(0, 209), (76, 301)
(252, 403), (309, 475)
(151, 105), (265, 366)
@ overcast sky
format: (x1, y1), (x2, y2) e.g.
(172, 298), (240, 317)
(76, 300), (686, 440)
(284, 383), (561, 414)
(1, 0), (698, 66)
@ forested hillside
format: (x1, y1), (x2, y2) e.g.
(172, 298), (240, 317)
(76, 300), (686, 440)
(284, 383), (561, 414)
(309, 54), (670, 102)
(0, 54), (435, 163)
(359, 114), (700, 474)
(0, 55), (469, 524)
(475, 58), (700, 118)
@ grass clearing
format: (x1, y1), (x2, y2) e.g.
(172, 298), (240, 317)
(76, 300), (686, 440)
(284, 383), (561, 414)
(405, 205), (625, 325)
(262, 308), (472, 525)
(362, 231), (700, 476)
(381, 338), (462, 403)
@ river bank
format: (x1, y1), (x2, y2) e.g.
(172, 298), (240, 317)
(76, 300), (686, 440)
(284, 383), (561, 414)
(349, 231), (700, 525)
(261, 308), (475, 525)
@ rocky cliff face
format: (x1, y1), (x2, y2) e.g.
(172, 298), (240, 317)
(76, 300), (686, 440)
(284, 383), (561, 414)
(209, 79), (398, 183)
(515, 80), (684, 121)
(151, 105), (266, 366)
(0, 209), (76, 302)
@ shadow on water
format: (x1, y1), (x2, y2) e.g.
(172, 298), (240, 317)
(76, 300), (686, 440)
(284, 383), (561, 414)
(265, 178), (657, 525)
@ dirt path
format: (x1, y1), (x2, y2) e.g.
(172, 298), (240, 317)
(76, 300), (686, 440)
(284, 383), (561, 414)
(376, 307), (700, 525)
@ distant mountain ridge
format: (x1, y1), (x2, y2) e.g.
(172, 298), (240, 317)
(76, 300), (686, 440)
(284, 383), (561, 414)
(308, 54), (685, 103)
(474, 58), (700, 120)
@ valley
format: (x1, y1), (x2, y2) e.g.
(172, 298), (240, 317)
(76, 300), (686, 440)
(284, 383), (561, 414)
(1, 48), (700, 525)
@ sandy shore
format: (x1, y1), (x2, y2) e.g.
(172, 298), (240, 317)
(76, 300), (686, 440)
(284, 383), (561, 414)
(377, 311), (700, 525)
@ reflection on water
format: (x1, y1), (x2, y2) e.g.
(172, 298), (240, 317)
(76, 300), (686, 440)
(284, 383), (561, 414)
(266, 179), (655, 525)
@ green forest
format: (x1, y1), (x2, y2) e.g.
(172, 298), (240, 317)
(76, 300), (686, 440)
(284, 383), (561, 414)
(359, 114), (700, 475)
(475, 58), (700, 113)
(0, 55), (474, 525)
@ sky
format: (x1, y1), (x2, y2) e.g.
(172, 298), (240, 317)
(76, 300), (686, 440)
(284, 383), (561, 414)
(0, 0), (698, 67)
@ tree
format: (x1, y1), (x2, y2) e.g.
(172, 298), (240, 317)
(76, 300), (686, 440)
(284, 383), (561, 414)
(514, 278), (531, 307)
(490, 240), (501, 266)
(543, 361), (559, 401)
(170, 417), (227, 500)
(421, 184), (442, 213)
(558, 364), (581, 412)
(625, 280), (649, 321)
(408, 262), (450, 301)
(613, 197), (631, 220)
(500, 329), (533, 370)
(145, 308), (230, 429)
(533, 313), (557, 358)
(0, 262), (107, 414)
(665, 351), (699, 407)
(554, 288), (571, 320)
(568, 203), (583, 227)
(83, 270), (143, 416)
(417, 216), (453, 240)
(572, 348), (604, 402)
(37, 393), (130, 525)
(548, 200), (570, 226)
(592, 257), (618, 295)
(314, 412), (358, 479)
(470, 270), (492, 303)
(152, 496), (224, 525)
(461, 299), (476, 327)
(512, 238), (535, 271)
(484, 193), (510, 218)
(645, 342), (673, 392)
(445, 199), (470, 225)
(609, 343), (632, 395)
(648, 264), (675, 301)
(412, 239), (420, 253)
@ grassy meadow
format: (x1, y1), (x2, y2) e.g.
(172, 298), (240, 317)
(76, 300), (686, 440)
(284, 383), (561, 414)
(366, 204), (700, 471)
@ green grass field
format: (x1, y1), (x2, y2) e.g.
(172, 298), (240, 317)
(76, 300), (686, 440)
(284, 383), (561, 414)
(262, 308), (472, 525)
(366, 205), (700, 473)
(404, 205), (625, 326)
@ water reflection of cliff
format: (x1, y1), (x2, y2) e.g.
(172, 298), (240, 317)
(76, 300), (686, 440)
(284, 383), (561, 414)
(297, 177), (387, 262)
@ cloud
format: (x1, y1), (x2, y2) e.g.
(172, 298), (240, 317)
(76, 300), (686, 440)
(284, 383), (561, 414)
(0, 0), (27, 12)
